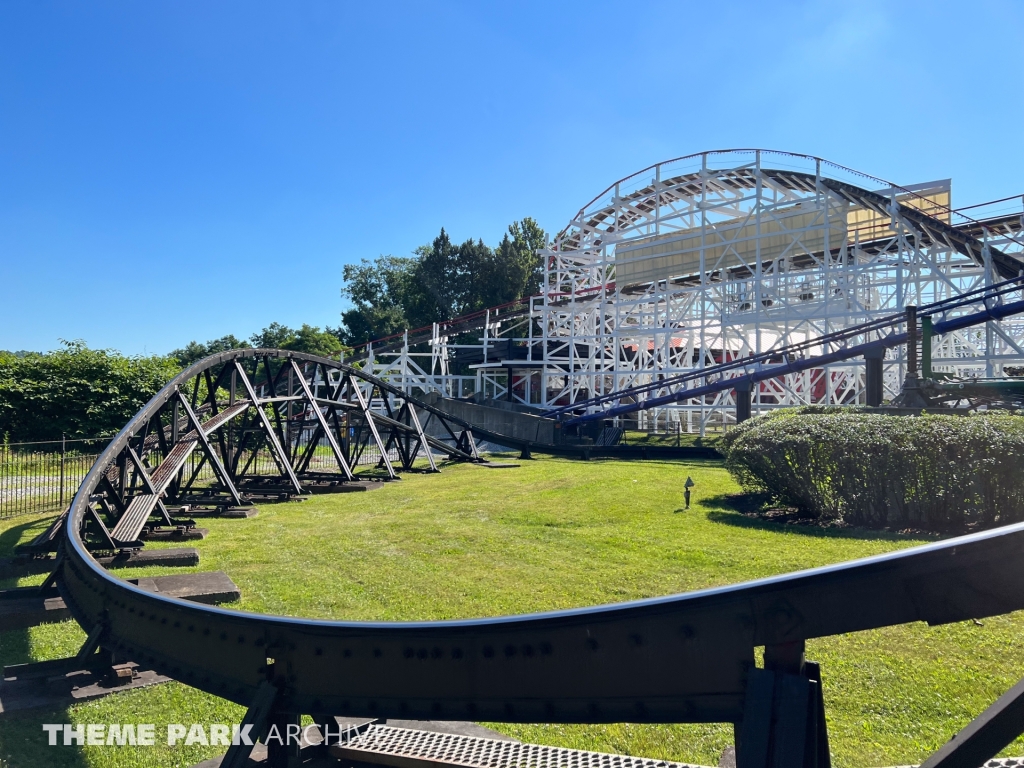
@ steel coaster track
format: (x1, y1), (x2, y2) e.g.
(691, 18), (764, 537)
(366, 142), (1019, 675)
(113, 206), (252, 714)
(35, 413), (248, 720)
(22, 350), (503, 554)
(554, 275), (1024, 425)
(47, 348), (1024, 767)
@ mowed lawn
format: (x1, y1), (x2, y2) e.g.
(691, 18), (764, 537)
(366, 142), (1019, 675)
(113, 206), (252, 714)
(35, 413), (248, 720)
(2, 455), (1023, 768)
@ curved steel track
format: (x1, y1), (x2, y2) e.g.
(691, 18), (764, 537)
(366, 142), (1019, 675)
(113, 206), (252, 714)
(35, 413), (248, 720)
(41, 163), (1024, 768)
(52, 349), (1024, 747)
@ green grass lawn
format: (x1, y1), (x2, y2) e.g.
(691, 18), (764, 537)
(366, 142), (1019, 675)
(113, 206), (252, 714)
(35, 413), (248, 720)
(1, 455), (1022, 767)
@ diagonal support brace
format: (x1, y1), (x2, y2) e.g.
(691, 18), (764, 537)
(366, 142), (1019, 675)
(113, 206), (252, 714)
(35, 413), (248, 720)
(177, 391), (245, 506)
(233, 361), (305, 495)
(289, 359), (354, 481)
(348, 376), (396, 480)
(220, 680), (280, 768)
(126, 446), (175, 526)
(920, 673), (1024, 768)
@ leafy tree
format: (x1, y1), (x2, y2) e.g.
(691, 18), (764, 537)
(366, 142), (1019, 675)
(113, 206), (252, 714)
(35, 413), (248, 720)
(170, 335), (250, 367)
(282, 324), (344, 358)
(485, 218), (547, 306)
(0, 340), (181, 442)
(173, 322), (344, 368)
(339, 304), (409, 347)
(250, 322), (296, 349)
(339, 255), (420, 345)
(414, 228), (467, 323)
(246, 323), (344, 357)
(337, 218), (547, 346)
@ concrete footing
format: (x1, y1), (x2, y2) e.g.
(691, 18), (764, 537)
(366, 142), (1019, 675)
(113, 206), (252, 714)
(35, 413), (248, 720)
(184, 505), (260, 518)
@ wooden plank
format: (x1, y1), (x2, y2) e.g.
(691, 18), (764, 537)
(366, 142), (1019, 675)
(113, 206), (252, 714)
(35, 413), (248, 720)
(94, 547), (199, 568)
(129, 571), (240, 604)
(14, 510), (69, 554)
(0, 662), (171, 714)
(149, 437), (200, 487)
(0, 572), (238, 631)
(184, 505), (259, 518)
(110, 493), (159, 544)
(0, 588), (69, 631)
(110, 443), (202, 544)
(201, 401), (251, 435)
(138, 526), (208, 541)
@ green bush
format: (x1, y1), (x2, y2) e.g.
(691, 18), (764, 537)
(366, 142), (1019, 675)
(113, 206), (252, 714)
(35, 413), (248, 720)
(720, 409), (1024, 532)
(0, 341), (180, 442)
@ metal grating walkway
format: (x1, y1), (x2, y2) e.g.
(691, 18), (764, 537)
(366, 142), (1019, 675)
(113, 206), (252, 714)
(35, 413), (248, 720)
(329, 724), (711, 768)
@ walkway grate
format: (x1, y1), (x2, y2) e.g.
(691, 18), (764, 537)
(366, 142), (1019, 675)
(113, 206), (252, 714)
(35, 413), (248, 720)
(329, 724), (711, 768)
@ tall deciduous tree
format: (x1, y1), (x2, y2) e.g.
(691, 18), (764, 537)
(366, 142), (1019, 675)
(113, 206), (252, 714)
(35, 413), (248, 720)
(283, 324), (344, 358)
(340, 255), (419, 343)
(337, 218), (547, 346)
(249, 323), (344, 357)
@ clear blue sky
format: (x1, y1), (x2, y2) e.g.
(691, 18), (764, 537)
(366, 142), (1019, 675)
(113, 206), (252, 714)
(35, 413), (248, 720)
(2, 1), (1022, 356)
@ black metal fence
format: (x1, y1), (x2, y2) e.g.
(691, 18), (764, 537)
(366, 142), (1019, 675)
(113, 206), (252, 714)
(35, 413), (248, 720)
(0, 427), (409, 520)
(0, 437), (109, 519)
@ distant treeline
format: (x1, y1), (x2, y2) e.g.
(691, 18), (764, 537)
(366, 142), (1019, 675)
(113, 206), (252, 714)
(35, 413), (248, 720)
(339, 219), (546, 346)
(169, 322), (344, 367)
(2, 219), (545, 442)
(1, 323), (343, 443)
(0, 341), (180, 443)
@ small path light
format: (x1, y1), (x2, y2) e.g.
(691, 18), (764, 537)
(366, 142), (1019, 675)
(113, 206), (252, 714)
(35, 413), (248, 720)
(684, 476), (695, 509)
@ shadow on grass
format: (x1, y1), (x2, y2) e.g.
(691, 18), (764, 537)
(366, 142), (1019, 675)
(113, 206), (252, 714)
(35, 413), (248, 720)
(0, 624), (90, 767)
(702, 493), (932, 543)
(0, 626), (32, 669)
(0, 516), (55, 558)
(578, 457), (724, 468)
(0, 704), (91, 767)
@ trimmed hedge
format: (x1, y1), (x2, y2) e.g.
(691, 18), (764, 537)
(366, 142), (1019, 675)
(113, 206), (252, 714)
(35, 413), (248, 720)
(719, 408), (1024, 532)
(0, 342), (181, 442)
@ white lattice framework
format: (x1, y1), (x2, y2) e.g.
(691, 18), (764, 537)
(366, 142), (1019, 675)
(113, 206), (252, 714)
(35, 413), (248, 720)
(364, 150), (1024, 432)
(536, 150), (1024, 431)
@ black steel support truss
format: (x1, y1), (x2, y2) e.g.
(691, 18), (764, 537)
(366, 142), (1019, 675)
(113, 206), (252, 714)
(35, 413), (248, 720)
(52, 348), (1024, 768)
(50, 350), (483, 555)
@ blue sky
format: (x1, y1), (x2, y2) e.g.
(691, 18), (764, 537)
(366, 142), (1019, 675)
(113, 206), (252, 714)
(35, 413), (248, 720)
(2, 1), (1022, 356)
